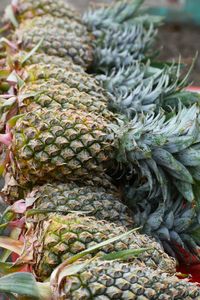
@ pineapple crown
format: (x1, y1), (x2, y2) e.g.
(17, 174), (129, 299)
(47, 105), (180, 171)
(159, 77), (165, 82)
(84, 0), (161, 74)
(97, 61), (182, 115)
(93, 22), (156, 72)
(130, 192), (200, 264)
(112, 105), (200, 203)
(84, 0), (148, 30)
(97, 59), (200, 116)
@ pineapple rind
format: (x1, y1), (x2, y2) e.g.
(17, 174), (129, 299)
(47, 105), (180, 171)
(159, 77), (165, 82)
(12, 51), (85, 73)
(7, 107), (113, 200)
(13, 18), (93, 68)
(25, 214), (176, 280)
(29, 182), (134, 229)
(18, 80), (113, 120)
(22, 64), (109, 101)
(10, 0), (82, 23)
(59, 260), (200, 300)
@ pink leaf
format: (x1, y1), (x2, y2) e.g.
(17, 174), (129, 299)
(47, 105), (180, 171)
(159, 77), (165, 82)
(12, 0), (19, 11)
(9, 217), (25, 229)
(0, 133), (12, 146)
(11, 200), (26, 214)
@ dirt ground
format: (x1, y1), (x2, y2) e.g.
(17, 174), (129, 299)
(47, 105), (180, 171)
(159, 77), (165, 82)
(156, 24), (200, 85)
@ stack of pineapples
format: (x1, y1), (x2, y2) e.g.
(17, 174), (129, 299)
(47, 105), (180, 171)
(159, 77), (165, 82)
(0, 0), (200, 298)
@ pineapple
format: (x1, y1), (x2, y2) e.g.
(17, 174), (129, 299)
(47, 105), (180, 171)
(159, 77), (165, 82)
(2, 59), (199, 119)
(2, 104), (200, 203)
(11, 51), (85, 73)
(21, 64), (109, 100)
(16, 15), (89, 38)
(3, 108), (113, 200)
(12, 16), (93, 68)
(2, 213), (175, 281)
(3, 0), (159, 72)
(0, 260), (199, 300)
(3, 171), (118, 204)
(0, 76), (112, 130)
(18, 62), (194, 117)
(0, 63), (110, 128)
(16, 79), (112, 119)
(56, 260), (200, 300)
(9, 59), (197, 121)
(0, 63), (110, 112)
(5, 0), (82, 23)
(22, 182), (135, 229)
(10, 16), (155, 72)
